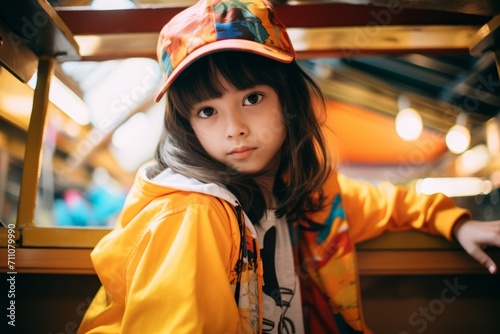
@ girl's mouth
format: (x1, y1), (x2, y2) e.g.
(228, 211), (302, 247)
(229, 147), (256, 159)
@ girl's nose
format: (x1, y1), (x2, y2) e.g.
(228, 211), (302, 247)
(225, 113), (249, 138)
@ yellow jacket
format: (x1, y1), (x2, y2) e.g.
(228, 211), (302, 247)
(78, 162), (469, 333)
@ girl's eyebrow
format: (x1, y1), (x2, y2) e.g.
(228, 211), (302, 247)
(240, 85), (267, 93)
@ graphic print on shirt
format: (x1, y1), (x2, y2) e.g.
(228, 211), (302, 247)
(262, 226), (280, 305)
(260, 225), (297, 333)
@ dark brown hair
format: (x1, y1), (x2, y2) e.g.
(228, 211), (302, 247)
(154, 51), (333, 224)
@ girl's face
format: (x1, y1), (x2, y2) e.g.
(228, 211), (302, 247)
(189, 76), (286, 176)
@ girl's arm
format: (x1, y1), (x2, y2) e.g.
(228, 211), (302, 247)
(337, 173), (470, 243)
(452, 218), (500, 274)
(337, 173), (500, 274)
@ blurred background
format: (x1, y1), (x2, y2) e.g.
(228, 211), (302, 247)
(2, 2), (500, 334)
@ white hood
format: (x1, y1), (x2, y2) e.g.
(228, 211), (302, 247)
(140, 161), (257, 237)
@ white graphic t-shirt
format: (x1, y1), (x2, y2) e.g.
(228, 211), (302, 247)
(255, 210), (305, 334)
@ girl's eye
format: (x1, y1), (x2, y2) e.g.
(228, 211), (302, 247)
(244, 93), (263, 106)
(197, 107), (217, 119)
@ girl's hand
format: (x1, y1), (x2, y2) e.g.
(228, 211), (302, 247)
(453, 218), (500, 274)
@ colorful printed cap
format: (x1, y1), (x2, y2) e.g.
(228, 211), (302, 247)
(154, 0), (295, 102)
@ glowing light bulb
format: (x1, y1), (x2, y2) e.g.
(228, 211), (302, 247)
(395, 107), (423, 141)
(446, 124), (470, 154)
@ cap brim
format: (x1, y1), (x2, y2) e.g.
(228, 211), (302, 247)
(154, 39), (294, 103)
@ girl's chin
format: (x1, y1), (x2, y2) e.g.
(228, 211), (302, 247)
(228, 164), (265, 175)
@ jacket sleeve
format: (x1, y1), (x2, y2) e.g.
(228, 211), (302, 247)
(81, 199), (241, 333)
(337, 173), (471, 244)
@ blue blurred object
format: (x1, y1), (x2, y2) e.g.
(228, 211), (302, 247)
(54, 187), (126, 227)
(54, 189), (93, 226)
(86, 185), (126, 226)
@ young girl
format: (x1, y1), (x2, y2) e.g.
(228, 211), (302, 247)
(78, 0), (500, 333)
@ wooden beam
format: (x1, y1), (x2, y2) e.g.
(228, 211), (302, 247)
(289, 25), (478, 58)
(16, 56), (54, 227)
(469, 15), (500, 56)
(469, 15), (500, 76)
(333, 0), (500, 17)
(0, 0), (80, 61)
(0, 20), (38, 83)
(356, 249), (500, 275)
(0, 248), (95, 274)
(56, 2), (490, 35)
(73, 25), (479, 60)
(21, 226), (110, 248)
(1, 245), (497, 275)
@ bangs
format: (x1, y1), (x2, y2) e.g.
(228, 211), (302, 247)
(168, 52), (285, 116)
